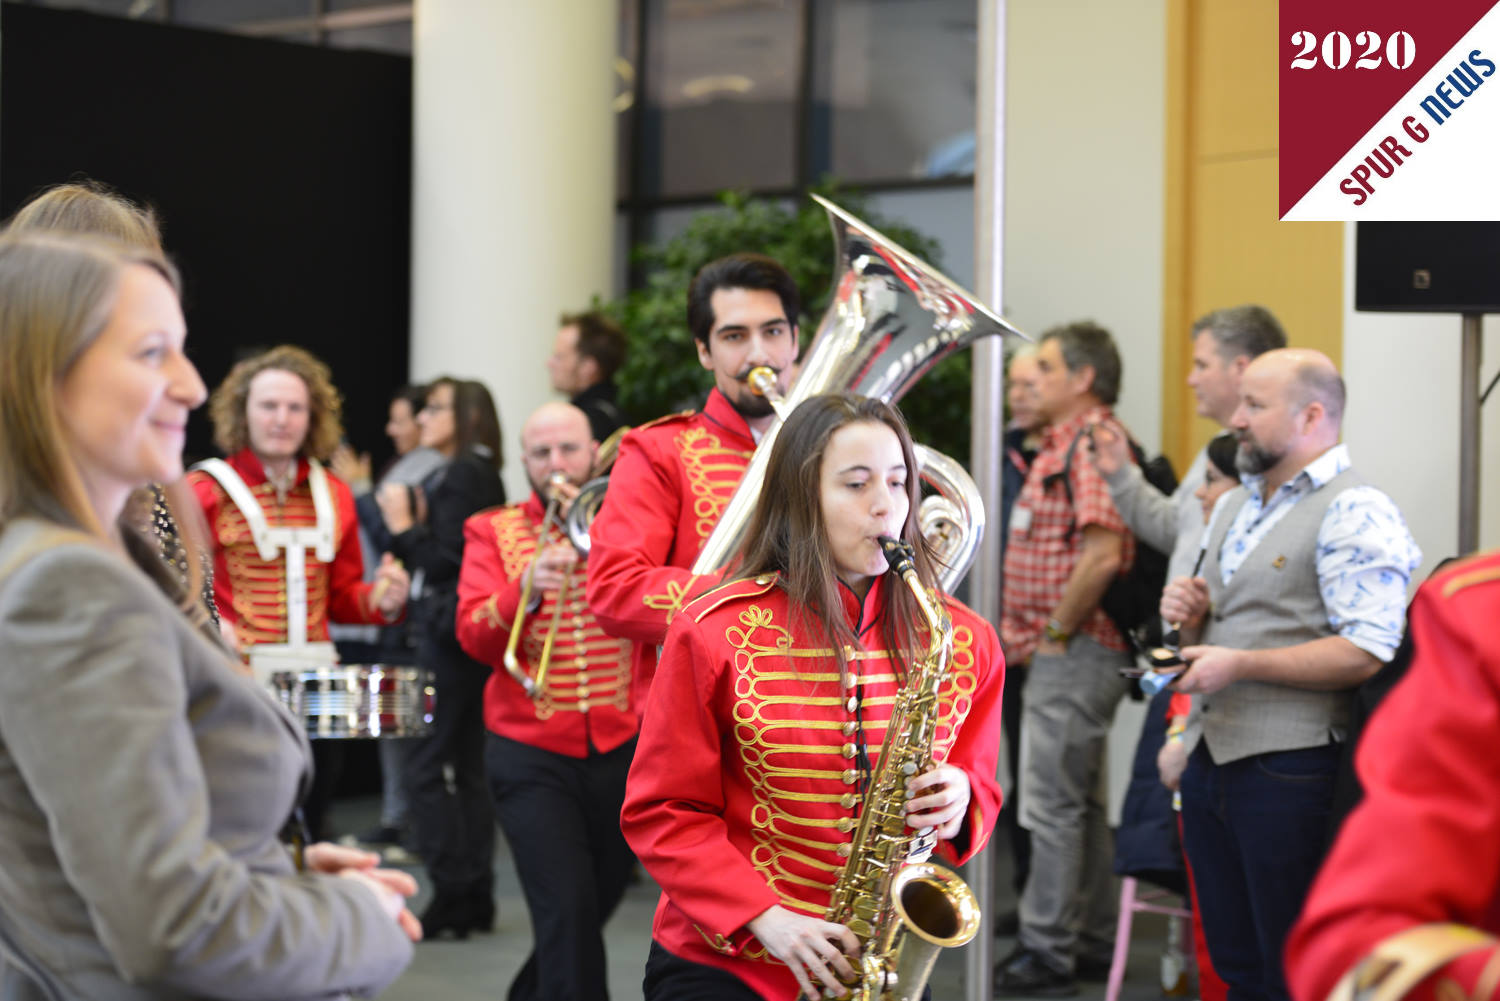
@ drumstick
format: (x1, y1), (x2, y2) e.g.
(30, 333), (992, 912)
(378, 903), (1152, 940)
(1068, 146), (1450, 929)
(371, 558), (404, 608)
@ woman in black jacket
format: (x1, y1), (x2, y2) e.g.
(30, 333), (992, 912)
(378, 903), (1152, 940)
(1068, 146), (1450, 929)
(378, 376), (506, 938)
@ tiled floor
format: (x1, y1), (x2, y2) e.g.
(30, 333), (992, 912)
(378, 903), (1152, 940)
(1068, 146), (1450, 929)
(328, 794), (1187, 1001)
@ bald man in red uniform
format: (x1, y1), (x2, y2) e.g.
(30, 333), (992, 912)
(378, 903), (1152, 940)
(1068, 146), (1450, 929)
(457, 402), (636, 1001)
(1286, 550), (1500, 1001)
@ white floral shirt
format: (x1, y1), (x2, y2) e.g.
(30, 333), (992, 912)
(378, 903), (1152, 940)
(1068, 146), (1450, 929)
(1210, 443), (1422, 662)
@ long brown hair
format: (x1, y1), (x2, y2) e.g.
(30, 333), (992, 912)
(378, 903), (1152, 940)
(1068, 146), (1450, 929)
(734, 393), (938, 678)
(5, 181), (209, 611)
(6, 180), (163, 251)
(0, 232), (180, 535)
(427, 376), (503, 471)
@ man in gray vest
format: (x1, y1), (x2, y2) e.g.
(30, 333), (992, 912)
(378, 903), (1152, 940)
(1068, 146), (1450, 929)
(1093, 305), (1286, 582)
(1161, 347), (1420, 1001)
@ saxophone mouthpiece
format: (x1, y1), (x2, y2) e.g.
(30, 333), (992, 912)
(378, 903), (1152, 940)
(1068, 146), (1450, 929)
(879, 535), (916, 578)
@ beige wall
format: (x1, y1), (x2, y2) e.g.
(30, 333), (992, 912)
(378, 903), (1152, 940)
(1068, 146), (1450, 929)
(1004, 0), (1167, 453)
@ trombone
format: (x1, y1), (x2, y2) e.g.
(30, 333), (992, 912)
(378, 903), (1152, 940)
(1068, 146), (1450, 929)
(501, 471), (576, 699)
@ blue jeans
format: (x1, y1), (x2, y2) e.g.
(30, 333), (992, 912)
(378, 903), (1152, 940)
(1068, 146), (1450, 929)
(1179, 741), (1339, 1001)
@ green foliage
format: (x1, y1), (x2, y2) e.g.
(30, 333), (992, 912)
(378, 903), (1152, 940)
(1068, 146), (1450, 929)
(601, 185), (974, 461)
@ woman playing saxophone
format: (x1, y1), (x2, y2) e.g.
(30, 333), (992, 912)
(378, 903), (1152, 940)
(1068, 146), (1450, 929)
(620, 393), (1006, 1001)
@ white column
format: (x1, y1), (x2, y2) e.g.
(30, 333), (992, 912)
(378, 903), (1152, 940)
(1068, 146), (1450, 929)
(411, 0), (616, 500)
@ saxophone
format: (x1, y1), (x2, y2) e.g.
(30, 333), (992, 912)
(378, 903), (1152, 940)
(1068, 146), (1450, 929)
(824, 536), (982, 1000)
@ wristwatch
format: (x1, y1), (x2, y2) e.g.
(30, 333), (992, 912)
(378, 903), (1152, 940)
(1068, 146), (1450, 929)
(1043, 618), (1071, 645)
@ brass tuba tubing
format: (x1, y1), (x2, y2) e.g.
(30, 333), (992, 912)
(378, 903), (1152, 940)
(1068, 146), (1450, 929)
(689, 194), (1026, 587)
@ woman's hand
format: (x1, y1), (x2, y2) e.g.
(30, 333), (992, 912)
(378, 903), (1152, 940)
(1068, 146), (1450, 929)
(375, 482), (416, 534)
(906, 763), (971, 841)
(303, 842), (424, 942)
(1157, 738), (1188, 791)
(328, 445), (372, 493)
(748, 905), (860, 1000)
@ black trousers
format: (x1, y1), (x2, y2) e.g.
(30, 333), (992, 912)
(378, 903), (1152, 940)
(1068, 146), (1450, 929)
(643, 942), (761, 1001)
(405, 641), (495, 894)
(642, 940), (936, 1000)
(487, 732), (638, 1001)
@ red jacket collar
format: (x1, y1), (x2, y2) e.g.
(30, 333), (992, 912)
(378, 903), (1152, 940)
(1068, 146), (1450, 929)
(227, 448), (309, 488)
(701, 388), (757, 448)
(836, 571), (893, 639)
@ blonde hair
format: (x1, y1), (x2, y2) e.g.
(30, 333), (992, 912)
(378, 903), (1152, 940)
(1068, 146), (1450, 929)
(0, 232), (180, 536)
(7, 181), (163, 252)
(207, 345), (345, 461)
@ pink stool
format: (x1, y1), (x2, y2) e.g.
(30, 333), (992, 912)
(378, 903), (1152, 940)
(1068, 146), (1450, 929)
(1105, 876), (1195, 1001)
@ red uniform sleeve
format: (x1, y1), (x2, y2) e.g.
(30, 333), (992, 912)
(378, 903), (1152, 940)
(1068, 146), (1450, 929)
(455, 515), (526, 668)
(187, 471), (237, 631)
(586, 430), (714, 647)
(325, 476), (384, 626)
(935, 611), (1006, 866)
(1286, 580), (1500, 1001)
(620, 613), (781, 940)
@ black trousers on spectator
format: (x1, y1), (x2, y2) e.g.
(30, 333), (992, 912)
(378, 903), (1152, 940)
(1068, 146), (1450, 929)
(487, 732), (638, 1001)
(405, 641), (495, 895)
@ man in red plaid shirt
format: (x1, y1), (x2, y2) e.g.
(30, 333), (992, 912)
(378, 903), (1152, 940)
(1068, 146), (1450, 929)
(996, 320), (1137, 997)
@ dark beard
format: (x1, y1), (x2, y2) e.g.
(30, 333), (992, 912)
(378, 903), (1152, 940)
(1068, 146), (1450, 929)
(1235, 437), (1281, 476)
(728, 389), (776, 420)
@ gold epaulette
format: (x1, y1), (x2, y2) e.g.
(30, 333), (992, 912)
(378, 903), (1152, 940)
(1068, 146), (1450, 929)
(688, 573), (779, 623)
(1435, 549), (1500, 599)
(1325, 924), (1497, 1001)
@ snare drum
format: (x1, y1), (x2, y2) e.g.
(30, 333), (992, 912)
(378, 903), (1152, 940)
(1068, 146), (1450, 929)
(269, 665), (436, 739)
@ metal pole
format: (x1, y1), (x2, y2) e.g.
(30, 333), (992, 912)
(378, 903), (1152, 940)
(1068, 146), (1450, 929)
(968, 0), (1006, 998)
(1459, 313), (1482, 556)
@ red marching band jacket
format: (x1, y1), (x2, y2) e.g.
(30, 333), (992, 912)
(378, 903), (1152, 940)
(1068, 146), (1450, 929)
(620, 573), (1006, 999)
(455, 493), (636, 756)
(1286, 550), (1500, 1001)
(585, 388), (757, 713)
(187, 448), (388, 645)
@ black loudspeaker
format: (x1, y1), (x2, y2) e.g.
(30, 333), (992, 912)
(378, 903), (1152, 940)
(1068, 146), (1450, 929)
(1356, 223), (1500, 312)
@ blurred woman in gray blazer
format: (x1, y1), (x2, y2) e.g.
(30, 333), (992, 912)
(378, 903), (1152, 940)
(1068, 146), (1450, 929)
(0, 231), (419, 999)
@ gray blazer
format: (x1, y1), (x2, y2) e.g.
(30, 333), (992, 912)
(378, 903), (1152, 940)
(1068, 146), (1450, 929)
(0, 519), (412, 1000)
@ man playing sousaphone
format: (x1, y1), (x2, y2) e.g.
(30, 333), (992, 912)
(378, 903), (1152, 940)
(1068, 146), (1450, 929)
(188, 345), (410, 672)
(455, 401), (636, 1001)
(586, 253), (801, 710)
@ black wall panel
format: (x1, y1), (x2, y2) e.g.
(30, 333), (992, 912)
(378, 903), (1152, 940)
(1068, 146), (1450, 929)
(1356, 223), (1500, 314)
(0, 3), (413, 464)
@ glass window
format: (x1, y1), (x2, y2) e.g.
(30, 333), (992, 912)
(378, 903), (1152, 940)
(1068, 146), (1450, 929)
(617, 0), (639, 202)
(639, 0), (804, 199)
(810, 0), (976, 182)
(172, 0), (312, 29)
(326, 21), (411, 54)
(31, 0), (162, 14)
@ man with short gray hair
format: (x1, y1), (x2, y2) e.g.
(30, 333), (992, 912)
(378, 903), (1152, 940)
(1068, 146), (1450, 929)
(1093, 304), (1286, 583)
(1161, 348), (1420, 1001)
(996, 321), (1136, 996)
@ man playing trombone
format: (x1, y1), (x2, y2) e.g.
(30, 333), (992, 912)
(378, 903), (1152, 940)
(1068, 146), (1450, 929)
(586, 253), (802, 710)
(455, 401), (636, 1001)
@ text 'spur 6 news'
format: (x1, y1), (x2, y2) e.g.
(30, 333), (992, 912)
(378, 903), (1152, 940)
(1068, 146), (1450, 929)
(1279, 0), (1500, 220)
